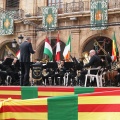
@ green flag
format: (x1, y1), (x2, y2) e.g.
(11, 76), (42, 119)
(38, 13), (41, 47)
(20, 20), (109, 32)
(0, 11), (14, 35)
(91, 0), (108, 30)
(42, 6), (57, 30)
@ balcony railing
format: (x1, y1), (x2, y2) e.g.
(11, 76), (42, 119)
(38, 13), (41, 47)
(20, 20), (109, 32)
(2, 0), (120, 23)
(37, 0), (120, 16)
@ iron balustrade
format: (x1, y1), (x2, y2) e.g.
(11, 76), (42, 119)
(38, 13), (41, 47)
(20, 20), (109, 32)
(0, 0), (120, 31)
(37, 0), (120, 16)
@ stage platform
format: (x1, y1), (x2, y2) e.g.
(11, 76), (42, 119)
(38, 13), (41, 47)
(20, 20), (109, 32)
(0, 86), (120, 100)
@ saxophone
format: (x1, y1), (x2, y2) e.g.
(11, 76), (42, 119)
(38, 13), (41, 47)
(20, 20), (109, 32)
(42, 69), (49, 76)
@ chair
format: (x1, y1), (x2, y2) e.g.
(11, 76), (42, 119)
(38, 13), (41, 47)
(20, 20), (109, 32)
(98, 68), (104, 87)
(84, 68), (103, 87)
(63, 72), (69, 86)
(5, 75), (12, 86)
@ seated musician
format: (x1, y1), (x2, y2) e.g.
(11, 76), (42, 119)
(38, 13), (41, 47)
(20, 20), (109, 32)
(42, 68), (49, 85)
(11, 57), (21, 85)
(48, 68), (55, 85)
(5, 57), (19, 85)
(79, 49), (101, 86)
(115, 68), (120, 86)
(68, 67), (77, 86)
(0, 55), (15, 85)
(55, 60), (66, 85)
(0, 64), (8, 85)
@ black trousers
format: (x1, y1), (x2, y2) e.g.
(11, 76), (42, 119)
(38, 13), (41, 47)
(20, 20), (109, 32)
(20, 62), (30, 86)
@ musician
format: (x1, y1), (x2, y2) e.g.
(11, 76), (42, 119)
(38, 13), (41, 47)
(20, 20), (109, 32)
(42, 68), (49, 85)
(115, 68), (120, 86)
(79, 49), (101, 86)
(0, 63), (8, 85)
(0, 56), (17, 85)
(68, 67), (77, 86)
(55, 60), (66, 85)
(106, 52), (112, 69)
(48, 68), (55, 85)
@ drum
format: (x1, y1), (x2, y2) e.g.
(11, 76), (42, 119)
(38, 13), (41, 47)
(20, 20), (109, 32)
(105, 70), (118, 86)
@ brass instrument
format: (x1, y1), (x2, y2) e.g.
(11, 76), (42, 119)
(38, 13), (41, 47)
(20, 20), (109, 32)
(82, 51), (90, 65)
(41, 58), (49, 64)
(42, 69), (49, 76)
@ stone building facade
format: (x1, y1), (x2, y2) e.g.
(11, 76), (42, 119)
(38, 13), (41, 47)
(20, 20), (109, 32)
(0, 0), (120, 61)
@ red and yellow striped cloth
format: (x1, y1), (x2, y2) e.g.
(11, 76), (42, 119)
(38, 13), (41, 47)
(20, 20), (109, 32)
(38, 86), (74, 98)
(0, 86), (21, 101)
(0, 98), (48, 120)
(78, 90), (120, 120)
(1, 90), (120, 119)
(0, 86), (120, 100)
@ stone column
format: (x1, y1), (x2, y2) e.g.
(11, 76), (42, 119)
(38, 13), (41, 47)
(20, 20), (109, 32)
(71, 30), (81, 58)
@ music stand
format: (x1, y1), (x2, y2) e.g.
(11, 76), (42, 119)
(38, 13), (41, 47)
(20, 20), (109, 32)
(47, 62), (58, 69)
(64, 62), (74, 70)
(2, 58), (13, 66)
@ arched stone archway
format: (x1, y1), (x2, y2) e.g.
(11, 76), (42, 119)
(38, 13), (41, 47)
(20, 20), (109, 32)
(82, 35), (112, 57)
(36, 39), (65, 61)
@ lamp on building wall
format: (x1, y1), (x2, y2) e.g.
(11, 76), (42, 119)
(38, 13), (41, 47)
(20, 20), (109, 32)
(18, 34), (24, 44)
(12, 39), (17, 48)
(12, 34), (24, 48)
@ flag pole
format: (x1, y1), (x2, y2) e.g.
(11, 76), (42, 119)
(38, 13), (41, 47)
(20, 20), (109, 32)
(70, 30), (72, 59)
(49, 30), (51, 61)
(44, 31), (48, 60)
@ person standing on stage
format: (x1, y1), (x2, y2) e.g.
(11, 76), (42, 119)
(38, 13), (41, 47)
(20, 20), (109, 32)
(20, 37), (35, 86)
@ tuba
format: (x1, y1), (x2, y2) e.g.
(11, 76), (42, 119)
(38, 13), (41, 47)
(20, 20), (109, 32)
(82, 51), (90, 65)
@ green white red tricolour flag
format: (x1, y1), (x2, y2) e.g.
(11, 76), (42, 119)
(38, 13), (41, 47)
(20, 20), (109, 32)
(63, 34), (71, 61)
(43, 37), (53, 61)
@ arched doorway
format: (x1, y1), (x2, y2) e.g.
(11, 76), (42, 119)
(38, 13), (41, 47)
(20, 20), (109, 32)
(83, 36), (112, 57)
(37, 39), (65, 61)
(0, 42), (19, 61)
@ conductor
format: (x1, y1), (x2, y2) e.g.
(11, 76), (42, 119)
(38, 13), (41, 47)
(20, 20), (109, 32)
(20, 37), (35, 86)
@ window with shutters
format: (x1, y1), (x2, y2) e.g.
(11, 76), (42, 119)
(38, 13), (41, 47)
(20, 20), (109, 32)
(47, 0), (63, 7)
(6, 0), (19, 10)
(47, 0), (63, 13)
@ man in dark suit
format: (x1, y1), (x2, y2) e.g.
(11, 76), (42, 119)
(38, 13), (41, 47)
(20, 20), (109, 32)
(79, 49), (101, 86)
(20, 37), (35, 86)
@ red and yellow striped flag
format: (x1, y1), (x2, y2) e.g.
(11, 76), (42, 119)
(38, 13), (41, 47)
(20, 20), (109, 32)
(0, 86), (21, 101)
(78, 90), (120, 120)
(0, 98), (48, 120)
(38, 86), (74, 98)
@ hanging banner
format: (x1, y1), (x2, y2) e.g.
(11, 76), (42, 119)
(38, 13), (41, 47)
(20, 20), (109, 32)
(0, 11), (14, 35)
(90, 0), (108, 30)
(42, 6), (57, 30)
